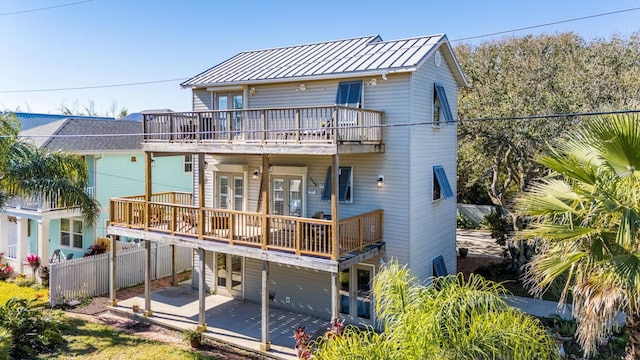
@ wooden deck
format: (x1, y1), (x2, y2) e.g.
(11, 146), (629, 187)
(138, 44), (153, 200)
(141, 106), (384, 155)
(109, 192), (383, 261)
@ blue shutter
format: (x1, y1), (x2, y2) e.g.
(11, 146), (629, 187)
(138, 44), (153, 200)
(336, 81), (363, 107)
(321, 166), (352, 202)
(434, 83), (453, 122)
(433, 165), (454, 199)
(321, 167), (332, 201)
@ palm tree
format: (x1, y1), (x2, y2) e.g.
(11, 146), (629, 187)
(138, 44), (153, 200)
(517, 112), (640, 359)
(0, 113), (99, 224)
(313, 260), (559, 359)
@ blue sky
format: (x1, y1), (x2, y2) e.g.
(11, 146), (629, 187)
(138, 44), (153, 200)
(1, 0), (639, 115)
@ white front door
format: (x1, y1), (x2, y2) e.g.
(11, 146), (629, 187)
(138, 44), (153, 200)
(271, 175), (303, 217)
(216, 253), (243, 297)
(217, 173), (244, 211)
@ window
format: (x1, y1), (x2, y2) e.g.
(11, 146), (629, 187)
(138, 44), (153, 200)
(321, 166), (353, 203)
(433, 165), (453, 201)
(184, 154), (193, 173)
(433, 83), (453, 126)
(336, 81), (363, 108)
(61, 218), (84, 249)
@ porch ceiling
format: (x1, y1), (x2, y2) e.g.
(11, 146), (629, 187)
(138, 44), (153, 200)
(142, 142), (384, 155)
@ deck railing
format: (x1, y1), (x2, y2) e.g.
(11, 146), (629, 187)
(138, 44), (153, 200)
(142, 106), (384, 145)
(6, 186), (96, 211)
(110, 194), (383, 260)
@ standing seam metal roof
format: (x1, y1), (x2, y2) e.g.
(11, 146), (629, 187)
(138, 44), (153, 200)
(181, 34), (446, 87)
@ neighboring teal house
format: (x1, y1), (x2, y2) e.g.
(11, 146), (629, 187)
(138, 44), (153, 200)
(0, 114), (192, 275)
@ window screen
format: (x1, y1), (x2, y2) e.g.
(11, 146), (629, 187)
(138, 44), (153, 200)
(336, 81), (363, 107)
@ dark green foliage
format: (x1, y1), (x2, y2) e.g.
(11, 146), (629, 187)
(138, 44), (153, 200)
(0, 297), (64, 358)
(456, 213), (477, 229)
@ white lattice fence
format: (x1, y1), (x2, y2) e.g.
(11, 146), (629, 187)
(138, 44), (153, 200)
(49, 244), (192, 307)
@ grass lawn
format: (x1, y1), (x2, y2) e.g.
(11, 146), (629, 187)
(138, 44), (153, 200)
(39, 317), (219, 360)
(0, 276), (49, 306)
(0, 280), (220, 359)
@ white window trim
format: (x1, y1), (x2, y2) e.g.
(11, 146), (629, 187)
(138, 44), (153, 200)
(271, 166), (307, 217)
(184, 154), (193, 173)
(60, 218), (84, 250)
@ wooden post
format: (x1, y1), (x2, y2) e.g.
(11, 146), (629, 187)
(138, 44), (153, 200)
(260, 260), (271, 351)
(198, 154), (205, 240)
(261, 154), (270, 250)
(144, 240), (153, 317)
(331, 155), (339, 260)
(144, 152), (153, 231)
(331, 271), (338, 320)
(197, 248), (207, 331)
(109, 235), (117, 306)
(171, 244), (178, 286)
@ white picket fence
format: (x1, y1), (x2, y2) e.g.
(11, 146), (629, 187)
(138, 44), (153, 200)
(49, 244), (193, 307)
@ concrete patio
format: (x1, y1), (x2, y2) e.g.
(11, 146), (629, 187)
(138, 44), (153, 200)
(108, 282), (330, 360)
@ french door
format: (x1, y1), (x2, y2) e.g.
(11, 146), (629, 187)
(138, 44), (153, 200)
(271, 175), (303, 217)
(216, 253), (243, 297)
(339, 264), (374, 321)
(217, 173), (244, 211)
(216, 92), (243, 140)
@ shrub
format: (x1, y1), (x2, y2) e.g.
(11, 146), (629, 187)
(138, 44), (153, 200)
(0, 327), (11, 360)
(456, 212), (477, 229)
(84, 243), (107, 257)
(0, 297), (64, 358)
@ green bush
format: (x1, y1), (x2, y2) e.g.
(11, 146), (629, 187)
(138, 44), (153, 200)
(456, 213), (478, 229)
(0, 297), (64, 358)
(0, 328), (11, 360)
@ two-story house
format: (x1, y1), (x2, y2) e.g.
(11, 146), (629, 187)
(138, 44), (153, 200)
(107, 34), (466, 349)
(0, 115), (192, 274)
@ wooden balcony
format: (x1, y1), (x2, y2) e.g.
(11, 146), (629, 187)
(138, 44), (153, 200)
(109, 192), (383, 261)
(142, 106), (384, 155)
(6, 186), (95, 212)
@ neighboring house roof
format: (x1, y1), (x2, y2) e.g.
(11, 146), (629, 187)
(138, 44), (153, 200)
(120, 112), (143, 121)
(10, 112), (115, 131)
(182, 34), (467, 88)
(19, 119), (142, 152)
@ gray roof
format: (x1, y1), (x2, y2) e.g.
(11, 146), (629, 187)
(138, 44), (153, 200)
(182, 34), (467, 88)
(10, 112), (115, 131)
(19, 119), (142, 152)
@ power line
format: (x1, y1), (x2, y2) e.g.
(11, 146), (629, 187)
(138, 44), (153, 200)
(0, 6), (638, 94)
(9, 109), (640, 141)
(0, 78), (188, 94)
(0, 0), (93, 16)
(450, 6), (640, 42)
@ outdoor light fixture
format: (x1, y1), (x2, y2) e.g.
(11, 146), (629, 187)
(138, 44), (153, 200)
(367, 78), (377, 86)
(249, 87), (256, 96)
(296, 84), (306, 91)
(204, 161), (209, 169)
(377, 175), (384, 188)
(151, 159), (156, 167)
(252, 169), (260, 180)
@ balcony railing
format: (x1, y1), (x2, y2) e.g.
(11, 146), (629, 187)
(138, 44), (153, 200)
(110, 192), (383, 260)
(6, 186), (96, 211)
(142, 106), (384, 145)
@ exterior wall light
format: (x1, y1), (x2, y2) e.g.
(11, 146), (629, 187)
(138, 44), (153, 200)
(252, 169), (260, 180)
(377, 175), (384, 188)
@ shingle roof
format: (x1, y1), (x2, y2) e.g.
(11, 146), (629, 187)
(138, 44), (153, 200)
(181, 34), (466, 87)
(19, 119), (142, 152)
(11, 112), (115, 131)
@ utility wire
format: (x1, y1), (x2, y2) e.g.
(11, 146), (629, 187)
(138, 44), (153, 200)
(0, 0), (93, 16)
(449, 6), (640, 42)
(10, 109), (640, 140)
(0, 78), (188, 94)
(0, 6), (638, 93)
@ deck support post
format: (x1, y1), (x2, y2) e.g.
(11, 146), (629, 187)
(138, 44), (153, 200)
(171, 244), (178, 286)
(260, 260), (271, 351)
(331, 271), (339, 320)
(331, 155), (340, 260)
(144, 152), (152, 231)
(144, 240), (153, 317)
(197, 248), (207, 331)
(260, 154), (270, 250)
(108, 235), (117, 306)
